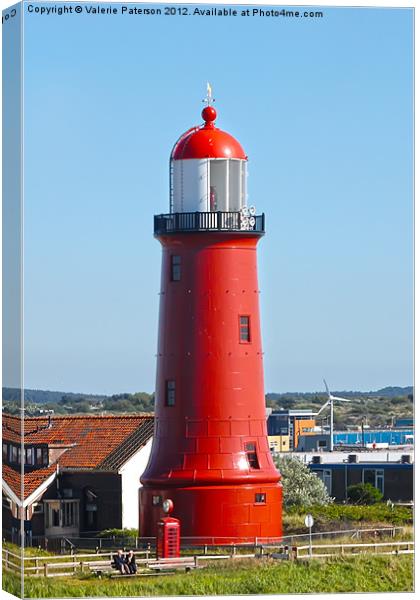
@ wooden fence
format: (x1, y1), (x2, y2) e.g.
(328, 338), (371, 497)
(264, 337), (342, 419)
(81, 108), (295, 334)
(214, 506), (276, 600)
(292, 540), (414, 560)
(2, 539), (414, 578)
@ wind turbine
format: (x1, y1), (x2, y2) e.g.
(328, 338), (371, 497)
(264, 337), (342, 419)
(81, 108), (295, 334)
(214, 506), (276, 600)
(321, 379), (352, 451)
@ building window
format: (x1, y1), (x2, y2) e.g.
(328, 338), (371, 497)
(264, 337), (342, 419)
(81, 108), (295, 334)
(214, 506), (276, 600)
(244, 442), (260, 469)
(170, 255), (181, 281)
(313, 469), (332, 495)
(45, 503), (60, 528)
(45, 500), (79, 529)
(25, 447), (34, 466)
(84, 488), (98, 530)
(63, 501), (78, 527)
(152, 495), (162, 506)
(10, 445), (18, 464)
(2, 495), (11, 510)
(166, 380), (176, 406)
(239, 315), (251, 343)
(2, 444), (8, 462)
(363, 469), (384, 494)
(255, 493), (266, 504)
(33, 503), (44, 514)
(35, 447), (48, 466)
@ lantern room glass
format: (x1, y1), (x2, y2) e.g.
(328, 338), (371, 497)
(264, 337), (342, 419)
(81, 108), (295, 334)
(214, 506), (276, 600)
(170, 158), (247, 213)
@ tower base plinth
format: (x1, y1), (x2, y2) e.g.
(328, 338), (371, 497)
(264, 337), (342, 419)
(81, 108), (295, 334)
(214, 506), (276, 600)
(139, 483), (282, 543)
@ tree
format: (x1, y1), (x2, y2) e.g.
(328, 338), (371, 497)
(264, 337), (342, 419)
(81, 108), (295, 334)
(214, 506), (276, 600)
(346, 483), (383, 505)
(275, 455), (333, 508)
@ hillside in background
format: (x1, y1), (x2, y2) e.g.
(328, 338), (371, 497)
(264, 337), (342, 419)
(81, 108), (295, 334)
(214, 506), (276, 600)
(266, 388), (413, 429)
(2, 386), (413, 429)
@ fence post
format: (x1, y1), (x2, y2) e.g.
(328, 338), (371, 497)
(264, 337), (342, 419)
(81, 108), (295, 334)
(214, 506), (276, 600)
(44, 562), (48, 577)
(194, 556), (199, 569)
(290, 546), (297, 561)
(35, 557), (39, 576)
(80, 561), (84, 573)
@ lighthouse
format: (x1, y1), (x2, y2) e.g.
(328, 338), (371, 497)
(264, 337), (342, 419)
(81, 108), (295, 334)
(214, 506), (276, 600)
(139, 91), (282, 542)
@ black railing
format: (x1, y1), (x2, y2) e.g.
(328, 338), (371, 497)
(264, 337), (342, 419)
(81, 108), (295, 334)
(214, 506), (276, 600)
(154, 212), (265, 235)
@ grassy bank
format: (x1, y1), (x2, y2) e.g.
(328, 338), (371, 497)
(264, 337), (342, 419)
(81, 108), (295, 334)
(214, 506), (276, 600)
(3, 555), (413, 597)
(283, 503), (413, 534)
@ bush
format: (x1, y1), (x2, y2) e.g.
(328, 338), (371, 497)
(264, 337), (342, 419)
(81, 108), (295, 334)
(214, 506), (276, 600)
(97, 528), (138, 538)
(287, 502), (412, 526)
(346, 483), (383, 505)
(275, 455), (333, 507)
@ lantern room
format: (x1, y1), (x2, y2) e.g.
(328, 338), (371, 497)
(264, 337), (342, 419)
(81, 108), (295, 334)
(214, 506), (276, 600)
(170, 105), (248, 214)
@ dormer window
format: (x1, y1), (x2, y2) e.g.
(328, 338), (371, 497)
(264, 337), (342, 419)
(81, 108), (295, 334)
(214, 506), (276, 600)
(2, 444), (8, 462)
(10, 445), (18, 464)
(25, 447), (34, 466)
(35, 447), (48, 466)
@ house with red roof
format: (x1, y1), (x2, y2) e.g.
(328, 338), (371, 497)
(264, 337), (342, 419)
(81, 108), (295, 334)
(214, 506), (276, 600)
(2, 414), (154, 544)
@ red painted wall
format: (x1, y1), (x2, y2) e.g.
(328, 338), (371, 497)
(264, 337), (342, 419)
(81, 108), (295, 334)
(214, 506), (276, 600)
(140, 232), (282, 541)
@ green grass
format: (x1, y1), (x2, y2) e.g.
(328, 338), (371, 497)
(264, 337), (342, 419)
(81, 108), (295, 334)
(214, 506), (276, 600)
(285, 503), (413, 531)
(2, 555), (413, 597)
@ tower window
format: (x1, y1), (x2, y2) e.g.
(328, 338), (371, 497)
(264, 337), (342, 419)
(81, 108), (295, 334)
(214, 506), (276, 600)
(170, 255), (181, 281)
(255, 493), (266, 504)
(244, 442), (260, 469)
(166, 380), (176, 406)
(239, 315), (251, 343)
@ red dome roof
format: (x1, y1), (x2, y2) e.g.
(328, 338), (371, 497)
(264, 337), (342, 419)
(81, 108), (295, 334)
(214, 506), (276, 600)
(171, 107), (247, 160)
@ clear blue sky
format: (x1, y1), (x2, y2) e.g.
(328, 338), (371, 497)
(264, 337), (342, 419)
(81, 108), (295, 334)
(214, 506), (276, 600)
(17, 2), (413, 394)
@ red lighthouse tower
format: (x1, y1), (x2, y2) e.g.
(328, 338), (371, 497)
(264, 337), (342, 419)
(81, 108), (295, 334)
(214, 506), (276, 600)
(139, 95), (282, 542)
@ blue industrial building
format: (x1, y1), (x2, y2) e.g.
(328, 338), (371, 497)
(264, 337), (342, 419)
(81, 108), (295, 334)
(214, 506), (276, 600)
(333, 429), (413, 446)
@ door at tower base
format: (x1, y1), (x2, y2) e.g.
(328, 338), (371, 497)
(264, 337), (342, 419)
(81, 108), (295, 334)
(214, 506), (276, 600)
(139, 483), (282, 542)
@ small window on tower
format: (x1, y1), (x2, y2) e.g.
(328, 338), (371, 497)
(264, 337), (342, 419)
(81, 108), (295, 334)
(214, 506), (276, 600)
(166, 380), (176, 406)
(171, 256), (181, 281)
(239, 315), (251, 343)
(244, 442), (260, 469)
(255, 493), (266, 504)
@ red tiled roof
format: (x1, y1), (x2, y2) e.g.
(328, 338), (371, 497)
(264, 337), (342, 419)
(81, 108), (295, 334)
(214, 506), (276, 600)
(2, 463), (57, 500)
(2, 414), (154, 502)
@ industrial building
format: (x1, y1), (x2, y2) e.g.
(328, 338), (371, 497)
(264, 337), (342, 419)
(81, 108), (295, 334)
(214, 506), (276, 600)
(267, 409), (316, 451)
(292, 451), (413, 502)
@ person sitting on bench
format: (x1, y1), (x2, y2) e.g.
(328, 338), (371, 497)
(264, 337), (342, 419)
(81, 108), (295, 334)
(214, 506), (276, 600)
(113, 549), (130, 574)
(125, 550), (137, 574)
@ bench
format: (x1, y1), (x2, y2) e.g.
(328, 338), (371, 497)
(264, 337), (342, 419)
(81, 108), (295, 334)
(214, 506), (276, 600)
(87, 562), (117, 577)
